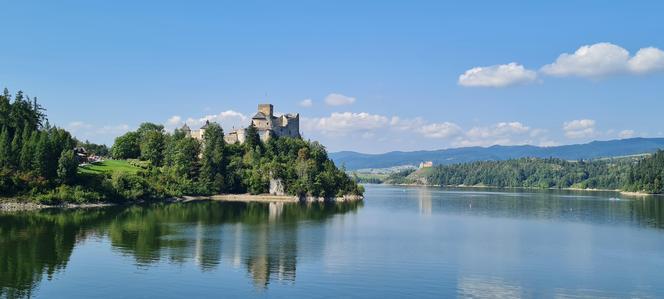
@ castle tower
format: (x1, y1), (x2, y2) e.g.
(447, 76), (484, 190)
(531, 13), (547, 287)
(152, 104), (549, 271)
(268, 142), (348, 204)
(258, 104), (274, 118)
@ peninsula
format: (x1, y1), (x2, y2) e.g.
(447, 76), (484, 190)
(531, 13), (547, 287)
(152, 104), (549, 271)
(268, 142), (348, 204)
(0, 89), (364, 206)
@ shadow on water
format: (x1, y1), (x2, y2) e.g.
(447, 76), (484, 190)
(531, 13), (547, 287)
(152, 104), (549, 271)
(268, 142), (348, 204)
(0, 200), (362, 298)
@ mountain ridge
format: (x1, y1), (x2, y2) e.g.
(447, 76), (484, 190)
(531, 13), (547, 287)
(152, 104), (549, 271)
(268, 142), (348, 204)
(330, 137), (664, 170)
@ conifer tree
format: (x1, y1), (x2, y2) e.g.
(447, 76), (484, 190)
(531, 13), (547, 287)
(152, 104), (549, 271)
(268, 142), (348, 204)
(33, 132), (50, 177)
(201, 123), (226, 192)
(10, 126), (21, 167)
(0, 127), (10, 168)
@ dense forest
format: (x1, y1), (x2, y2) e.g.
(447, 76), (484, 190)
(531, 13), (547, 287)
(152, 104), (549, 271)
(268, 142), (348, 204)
(0, 88), (363, 203)
(383, 153), (664, 194)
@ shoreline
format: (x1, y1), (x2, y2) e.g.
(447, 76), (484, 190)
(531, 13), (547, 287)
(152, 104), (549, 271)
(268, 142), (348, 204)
(385, 183), (659, 197)
(0, 193), (364, 212)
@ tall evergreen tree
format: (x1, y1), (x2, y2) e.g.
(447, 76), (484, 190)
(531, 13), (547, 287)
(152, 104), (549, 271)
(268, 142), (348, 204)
(200, 123), (226, 192)
(19, 127), (34, 171)
(33, 132), (51, 177)
(244, 124), (261, 151)
(0, 127), (10, 168)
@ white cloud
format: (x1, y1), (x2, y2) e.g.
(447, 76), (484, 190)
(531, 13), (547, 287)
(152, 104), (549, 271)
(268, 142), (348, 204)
(455, 122), (541, 147)
(324, 93), (356, 106)
(169, 110), (249, 132)
(541, 42), (664, 78)
(299, 98), (313, 107)
(618, 129), (636, 139)
(541, 43), (629, 77)
(419, 122), (463, 139)
(563, 119), (596, 139)
(303, 111), (558, 151)
(628, 47), (664, 74)
(458, 63), (537, 87)
(167, 115), (182, 126)
(302, 112), (389, 136)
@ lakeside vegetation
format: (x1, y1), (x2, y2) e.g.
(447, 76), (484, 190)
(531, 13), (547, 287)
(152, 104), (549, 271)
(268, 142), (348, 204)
(380, 152), (664, 194)
(0, 88), (363, 204)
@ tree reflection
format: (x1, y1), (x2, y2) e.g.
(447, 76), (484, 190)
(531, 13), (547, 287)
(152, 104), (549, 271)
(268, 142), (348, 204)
(0, 200), (362, 297)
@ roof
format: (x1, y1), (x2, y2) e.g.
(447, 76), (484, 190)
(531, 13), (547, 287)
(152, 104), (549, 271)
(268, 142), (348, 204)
(181, 123), (191, 131)
(252, 112), (267, 119)
(200, 120), (210, 129)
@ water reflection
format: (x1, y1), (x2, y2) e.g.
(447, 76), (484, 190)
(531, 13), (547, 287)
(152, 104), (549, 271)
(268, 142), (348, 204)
(387, 186), (664, 229)
(0, 201), (362, 297)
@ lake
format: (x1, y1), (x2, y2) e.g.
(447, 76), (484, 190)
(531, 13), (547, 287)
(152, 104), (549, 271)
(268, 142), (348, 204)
(2, 184), (664, 298)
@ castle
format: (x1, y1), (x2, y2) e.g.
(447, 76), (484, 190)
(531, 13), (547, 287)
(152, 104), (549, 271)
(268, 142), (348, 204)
(181, 104), (300, 144)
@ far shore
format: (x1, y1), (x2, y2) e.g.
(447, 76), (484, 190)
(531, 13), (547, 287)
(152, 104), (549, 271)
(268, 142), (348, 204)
(384, 183), (659, 197)
(0, 193), (363, 212)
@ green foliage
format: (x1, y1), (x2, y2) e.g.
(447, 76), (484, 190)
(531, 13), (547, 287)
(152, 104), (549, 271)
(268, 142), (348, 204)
(57, 149), (78, 184)
(1, 87), (362, 202)
(0, 88), (78, 198)
(111, 172), (153, 200)
(140, 130), (165, 166)
(626, 150), (664, 194)
(386, 154), (664, 194)
(200, 123), (226, 193)
(0, 127), (10, 168)
(111, 132), (140, 159)
(35, 185), (103, 204)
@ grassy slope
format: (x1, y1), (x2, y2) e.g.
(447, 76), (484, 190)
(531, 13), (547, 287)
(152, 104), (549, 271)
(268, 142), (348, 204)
(78, 160), (142, 175)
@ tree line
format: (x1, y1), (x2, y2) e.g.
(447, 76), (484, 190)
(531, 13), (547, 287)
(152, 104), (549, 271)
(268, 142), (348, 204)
(384, 153), (664, 194)
(0, 89), (80, 196)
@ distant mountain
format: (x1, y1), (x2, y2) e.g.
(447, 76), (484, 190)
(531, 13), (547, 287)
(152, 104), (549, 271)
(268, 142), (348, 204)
(330, 138), (664, 170)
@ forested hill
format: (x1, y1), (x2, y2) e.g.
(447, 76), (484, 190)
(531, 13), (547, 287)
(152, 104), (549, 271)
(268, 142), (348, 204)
(331, 138), (664, 170)
(384, 151), (664, 194)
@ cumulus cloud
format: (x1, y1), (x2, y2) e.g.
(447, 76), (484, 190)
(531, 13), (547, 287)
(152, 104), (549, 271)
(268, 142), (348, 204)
(167, 110), (249, 132)
(325, 93), (356, 106)
(563, 119), (596, 139)
(541, 42), (664, 78)
(628, 47), (664, 74)
(458, 63), (537, 87)
(299, 98), (313, 107)
(302, 112), (389, 136)
(167, 116), (182, 126)
(302, 111), (556, 150)
(454, 122), (547, 147)
(418, 122), (463, 139)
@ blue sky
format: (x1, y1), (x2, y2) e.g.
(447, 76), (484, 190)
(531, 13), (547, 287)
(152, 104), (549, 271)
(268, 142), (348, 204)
(1, 1), (663, 153)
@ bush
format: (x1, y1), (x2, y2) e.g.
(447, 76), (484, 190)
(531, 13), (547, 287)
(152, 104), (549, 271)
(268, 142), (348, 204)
(34, 185), (103, 204)
(111, 172), (153, 200)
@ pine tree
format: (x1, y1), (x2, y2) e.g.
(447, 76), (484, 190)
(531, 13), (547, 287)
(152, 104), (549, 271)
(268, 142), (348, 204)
(19, 127), (34, 171)
(245, 124), (261, 151)
(0, 127), (10, 168)
(201, 123), (226, 192)
(10, 126), (21, 167)
(33, 132), (50, 177)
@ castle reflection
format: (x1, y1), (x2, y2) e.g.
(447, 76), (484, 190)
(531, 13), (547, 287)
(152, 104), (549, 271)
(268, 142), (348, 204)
(0, 200), (363, 297)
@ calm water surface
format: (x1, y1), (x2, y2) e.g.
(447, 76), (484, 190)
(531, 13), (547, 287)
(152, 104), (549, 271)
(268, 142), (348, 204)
(2, 184), (664, 298)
